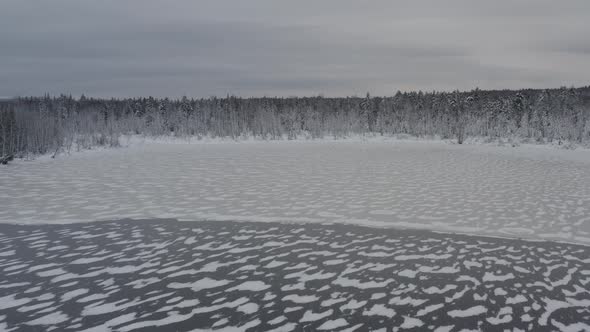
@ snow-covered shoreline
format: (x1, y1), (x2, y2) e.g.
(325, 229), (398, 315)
(7, 132), (590, 164)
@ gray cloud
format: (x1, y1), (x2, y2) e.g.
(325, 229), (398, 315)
(1, 0), (589, 97)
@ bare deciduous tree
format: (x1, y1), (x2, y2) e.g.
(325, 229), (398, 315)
(1, 86), (589, 162)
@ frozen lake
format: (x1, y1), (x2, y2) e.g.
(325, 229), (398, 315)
(1, 140), (589, 244)
(1, 219), (589, 331)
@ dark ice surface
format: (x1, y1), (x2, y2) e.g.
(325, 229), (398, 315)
(1, 219), (589, 331)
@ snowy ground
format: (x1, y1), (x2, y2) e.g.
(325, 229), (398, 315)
(1, 139), (589, 244)
(1, 219), (589, 332)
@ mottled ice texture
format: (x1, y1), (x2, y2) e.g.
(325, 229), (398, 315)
(1, 140), (589, 244)
(1, 220), (589, 331)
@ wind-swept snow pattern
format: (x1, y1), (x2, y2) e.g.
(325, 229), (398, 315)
(1, 219), (589, 331)
(1, 141), (590, 244)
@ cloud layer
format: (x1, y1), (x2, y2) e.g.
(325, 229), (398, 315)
(1, 0), (589, 97)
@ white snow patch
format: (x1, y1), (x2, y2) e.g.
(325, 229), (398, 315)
(333, 277), (393, 289)
(168, 278), (230, 291)
(266, 322), (297, 332)
(283, 294), (318, 304)
(363, 304), (395, 318)
(268, 316), (286, 325)
(401, 316), (424, 329)
(237, 302), (259, 314)
(25, 311), (68, 325)
(37, 268), (67, 277)
(483, 272), (515, 282)
(551, 320), (590, 332)
(317, 318), (349, 330)
(264, 260), (288, 268)
(423, 285), (457, 295)
(417, 303), (444, 316)
(227, 281), (270, 292)
(506, 294), (528, 305)
(448, 305), (487, 318)
(398, 269), (418, 278)
(323, 259), (347, 266)
(0, 294), (31, 310)
(300, 309), (333, 322)
(0, 250), (15, 257)
(340, 299), (367, 311)
(77, 293), (109, 303)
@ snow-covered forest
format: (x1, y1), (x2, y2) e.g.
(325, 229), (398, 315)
(1, 86), (590, 160)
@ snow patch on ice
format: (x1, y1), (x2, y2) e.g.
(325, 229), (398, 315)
(448, 305), (487, 318)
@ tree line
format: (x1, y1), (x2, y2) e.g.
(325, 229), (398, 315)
(1, 86), (589, 161)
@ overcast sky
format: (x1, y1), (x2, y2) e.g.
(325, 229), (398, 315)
(1, 0), (589, 98)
